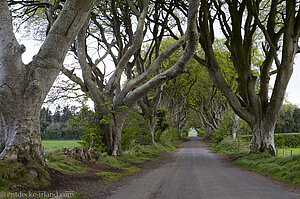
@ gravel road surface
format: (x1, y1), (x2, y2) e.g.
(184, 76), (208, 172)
(108, 138), (299, 199)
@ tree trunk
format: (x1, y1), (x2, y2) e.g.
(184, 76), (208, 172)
(232, 114), (239, 140)
(150, 118), (157, 144)
(250, 120), (276, 155)
(102, 111), (128, 156)
(204, 126), (212, 136)
(0, 102), (44, 164)
(0, 0), (95, 165)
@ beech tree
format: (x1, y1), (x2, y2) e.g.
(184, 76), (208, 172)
(0, 0), (95, 164)
(62, 0), (200, 155)
(196, 0), (300, 154)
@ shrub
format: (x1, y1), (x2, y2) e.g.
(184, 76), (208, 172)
(209, 111), (233, 144)
(197, 130), (205, 137)
(159, 127), (180, 146)
(122, 109), (151, 150)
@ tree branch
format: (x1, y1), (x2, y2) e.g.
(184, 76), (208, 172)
(31, 0), (96, 70)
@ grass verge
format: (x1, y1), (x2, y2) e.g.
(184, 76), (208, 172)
(96, 166), (142, 183)
(100, 142), (177, 168)
(210, 138), (300, 185)
(235, 153), (300, 184)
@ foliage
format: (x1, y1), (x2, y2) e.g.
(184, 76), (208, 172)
(241, 133), (300, 148)
(235, 153), (300, 184)
(197, 130), (206, 137)
(159, 127), (181, 147)
(155, 108), (170, 142)
(208, 111), (233, 144)
(122, 109), (151, 150)
(275, 104), (300, 133)
(40, 106), (83, 140)
(68, 106), (106, 152)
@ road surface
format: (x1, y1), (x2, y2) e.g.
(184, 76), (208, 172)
(108, 138), (299, 199)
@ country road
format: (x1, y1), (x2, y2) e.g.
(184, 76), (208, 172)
(108, 138), (299, 199)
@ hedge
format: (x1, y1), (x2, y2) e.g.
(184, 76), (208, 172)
(240, 133), (300, 148)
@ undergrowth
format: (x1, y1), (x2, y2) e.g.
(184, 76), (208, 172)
(45, 150), (85, 173)
(212, 138), (250, 154)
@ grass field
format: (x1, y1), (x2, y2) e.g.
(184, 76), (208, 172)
(42, 140), (81, 152)
(277, 148), (300, 157)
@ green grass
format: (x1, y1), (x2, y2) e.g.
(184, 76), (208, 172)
(45, 150), (85, 173)
(42, 140), (81, 153)
(277, 148), (300, 157)
(123, 166), (142, 173)
(235, 153), (300, 184)
(100, 143), (175, 168)
(96, 166), (141, 183)
(96, 172), (127, 183)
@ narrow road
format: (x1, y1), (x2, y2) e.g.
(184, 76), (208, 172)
(108, 138), (299, 199)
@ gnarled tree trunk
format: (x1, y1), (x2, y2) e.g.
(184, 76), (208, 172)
(0, 0), (95, 164)
(250, 119), (276, 155)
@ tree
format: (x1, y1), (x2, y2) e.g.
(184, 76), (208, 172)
(0, 0), (95, 164)
(275, 103), (296, 133)
(195, 0), (300, 155)
(62, 0), (200, 155)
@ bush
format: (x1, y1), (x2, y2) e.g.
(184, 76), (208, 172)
(208, 111), (233, 144)
(159, 127), (180, 146)
(122, 110), (152, 150)
(197, 130), (205, 137)
(241, 133), (300, 148)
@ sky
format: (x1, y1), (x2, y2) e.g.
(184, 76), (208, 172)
(284, 55), (300, 106)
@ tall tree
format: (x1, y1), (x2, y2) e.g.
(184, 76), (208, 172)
(196, 0), (300, 154)
(62, 0), (200, 155)
(0, 0), (95, 164)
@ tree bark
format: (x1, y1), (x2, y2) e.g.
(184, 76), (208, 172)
(0, 0), (95, 164)
(102, 111), (128, 156)
(204, 126), (212, 136)
(232, 114), (239, 140)
(250, 120), (276, 155)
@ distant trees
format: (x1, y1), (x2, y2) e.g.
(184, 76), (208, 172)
(275, 104), (300, 133)
(40, 106), (82, 140)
